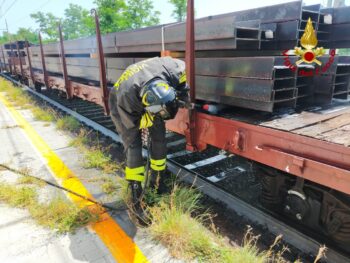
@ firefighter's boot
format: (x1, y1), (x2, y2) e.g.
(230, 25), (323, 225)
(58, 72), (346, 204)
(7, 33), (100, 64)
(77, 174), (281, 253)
(129, 180), (142, 206)
(149, 170), (170, 195)
(128, 180), (149, 224)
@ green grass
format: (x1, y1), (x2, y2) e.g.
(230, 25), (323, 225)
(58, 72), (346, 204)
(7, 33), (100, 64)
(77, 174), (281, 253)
(0, 79), (32, 108)
(69, 129), (122, 174)
(16, 167), (45, 187)
(32, 106), (56, 122)
(69, 129), (91, 148)
(0, 181), (98, 233)
(147, 185), (290, 262)
(56, 116), (81, 132)
(87, 176), (109, 183)
(83, 147), (120, 174)
(17, 175), (46, 187)
(0, 183), (37, 208)
(0, 79), (55, 121)
(30, 197), (98, 233)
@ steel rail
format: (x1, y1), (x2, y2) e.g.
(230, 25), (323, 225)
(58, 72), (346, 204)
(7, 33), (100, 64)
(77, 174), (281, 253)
(1, 72), (349, 263)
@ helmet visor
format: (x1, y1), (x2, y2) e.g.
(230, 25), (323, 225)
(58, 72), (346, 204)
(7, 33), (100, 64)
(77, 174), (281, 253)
(145, 102), (177, 120)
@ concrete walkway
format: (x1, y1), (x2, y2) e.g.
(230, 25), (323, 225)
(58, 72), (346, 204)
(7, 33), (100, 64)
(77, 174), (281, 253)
(0, 99), (116, 263)
(0, 91), (180, 263)
(0, 205), (114, 263)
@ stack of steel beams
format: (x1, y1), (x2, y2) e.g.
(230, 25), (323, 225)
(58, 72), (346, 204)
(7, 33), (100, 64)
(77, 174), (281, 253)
(1, 41), (26, 75)
(2, 1), (350, 113)
(322, 6), (350, 48)
(103, 1), (300, 53)
(296, 65), (315, 106)
(194, 57), (298, 112)
(23, 2), (350, 56)
(333, 56), (350, 100)
(99, 2), (350, 53)
(313, 55), (340, 105)
(261, 4), (335, 50)
(29, 43), (133, 83)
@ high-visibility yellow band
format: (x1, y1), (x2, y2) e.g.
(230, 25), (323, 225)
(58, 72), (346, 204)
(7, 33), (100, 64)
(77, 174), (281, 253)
(150, 158), (166, 171)
(150, 158), (166, 166)
(179, 72), (186, 84)
(142, 92), (150, 106)
(156, 82), (170, 90)
(139, 112), (154, 129)
(150, 163), (166, 171)
(125, 166), (145, 182)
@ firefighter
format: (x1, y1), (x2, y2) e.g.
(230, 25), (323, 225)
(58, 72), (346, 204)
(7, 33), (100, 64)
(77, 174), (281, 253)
(109, 56), (189, 209)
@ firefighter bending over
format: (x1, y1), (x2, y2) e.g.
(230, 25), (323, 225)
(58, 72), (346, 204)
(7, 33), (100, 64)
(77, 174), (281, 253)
(109, 57), (189, 208)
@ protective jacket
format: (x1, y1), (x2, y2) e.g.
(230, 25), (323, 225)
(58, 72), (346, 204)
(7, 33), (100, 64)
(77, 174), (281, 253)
(109, 56), (186, 149)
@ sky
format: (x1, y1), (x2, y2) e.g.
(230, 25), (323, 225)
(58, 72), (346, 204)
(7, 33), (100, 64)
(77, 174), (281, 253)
(0, 0), (349, 34)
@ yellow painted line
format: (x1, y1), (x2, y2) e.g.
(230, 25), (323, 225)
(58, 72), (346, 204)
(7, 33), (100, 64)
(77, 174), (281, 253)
(0, 92), (148, 263)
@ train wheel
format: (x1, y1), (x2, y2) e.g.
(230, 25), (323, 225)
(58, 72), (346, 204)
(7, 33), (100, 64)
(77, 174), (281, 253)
(255, 162), (350, 253)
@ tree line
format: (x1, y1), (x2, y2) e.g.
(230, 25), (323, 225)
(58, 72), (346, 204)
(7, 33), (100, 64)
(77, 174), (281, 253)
(0, 0), (187, 44)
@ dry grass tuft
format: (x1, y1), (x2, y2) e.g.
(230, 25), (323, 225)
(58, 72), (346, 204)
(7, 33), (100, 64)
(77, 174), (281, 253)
(32, 106), (56, 122)
(17, 169), (46, 187)
(69, 129), (91, 148)
(0, 79), (32, 108)
(101, 177), (120, 196)
(0, 124), (23, 129)
(83, 147), (120, 174)
(16, 167), (45, 187)
(0, 182), (98, 233)
(56, 116), (81, 132)
(314, 245), (327, 263)
(146, 184), (293, 262)
(0, 79), (55, 122)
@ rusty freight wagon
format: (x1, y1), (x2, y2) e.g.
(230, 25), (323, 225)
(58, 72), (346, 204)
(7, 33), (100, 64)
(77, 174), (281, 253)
(1, 0), (350, 254)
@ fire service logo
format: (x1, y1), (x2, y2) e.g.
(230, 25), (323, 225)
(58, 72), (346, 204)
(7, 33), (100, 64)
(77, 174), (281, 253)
(283, 18), (335, 76)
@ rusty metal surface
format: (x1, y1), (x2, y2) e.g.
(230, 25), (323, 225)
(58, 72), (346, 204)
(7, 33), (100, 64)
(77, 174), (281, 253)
(70, 80), (105, 108)
(0, 47), (4, 72)
(48, 75), (65, 91)
(1, 47), (6, 72)
(29, 71), (105, 108)
(38, 33), (49, 88)
(92, 9), (109, 115)
(25, 40), (34, 84)
(9, 41), (14, 75)
(166, 108), (350, 195)
(185, 0), (197, 151)
(16, 42), (24, 78)
(58, 24), (72, 99)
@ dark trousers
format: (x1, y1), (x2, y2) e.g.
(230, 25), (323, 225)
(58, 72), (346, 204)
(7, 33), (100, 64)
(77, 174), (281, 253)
(125, 116), (166, 182)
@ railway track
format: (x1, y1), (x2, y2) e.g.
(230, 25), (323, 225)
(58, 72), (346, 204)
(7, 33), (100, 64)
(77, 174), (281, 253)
(2, 73), (349, 263)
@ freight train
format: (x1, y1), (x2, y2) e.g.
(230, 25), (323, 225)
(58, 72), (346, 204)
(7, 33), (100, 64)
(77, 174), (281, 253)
(1, 0), (350, 253)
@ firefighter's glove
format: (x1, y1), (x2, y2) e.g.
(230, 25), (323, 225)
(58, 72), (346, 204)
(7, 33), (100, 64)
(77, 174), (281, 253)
(176, 85), (190, 102)
(139, 111), (154, 129)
